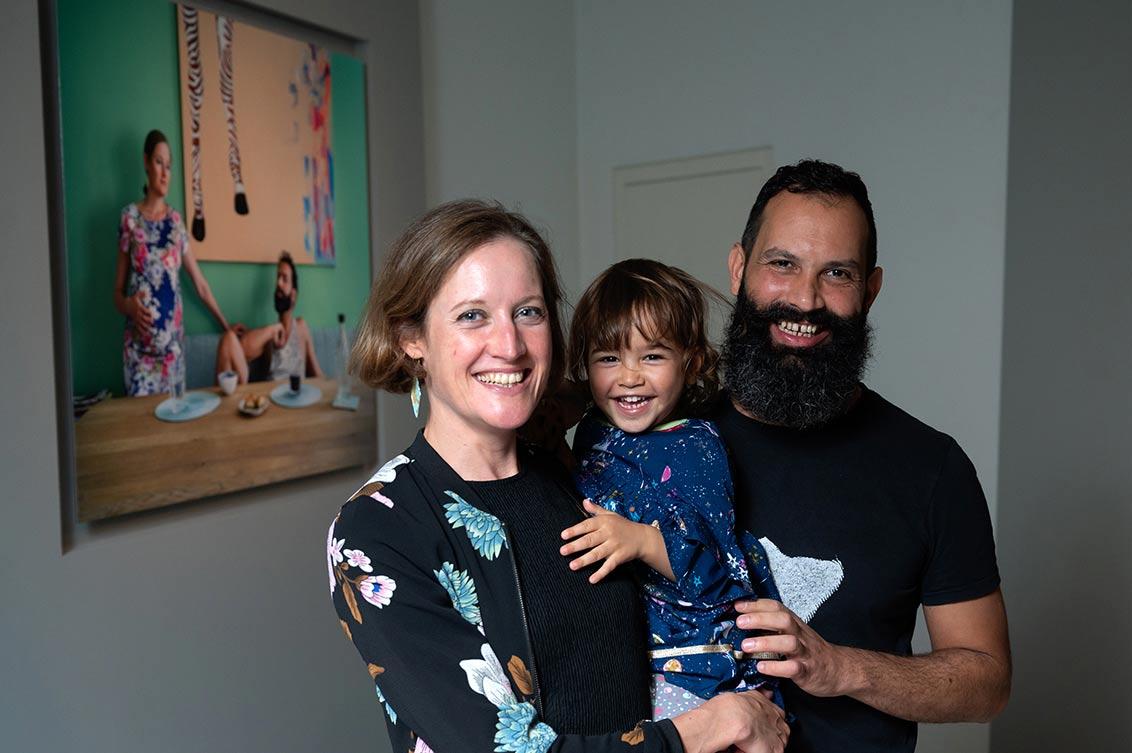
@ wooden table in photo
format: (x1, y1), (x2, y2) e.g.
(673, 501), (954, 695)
(74, 377), (375, 522)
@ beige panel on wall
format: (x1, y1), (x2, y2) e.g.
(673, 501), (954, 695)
(613, 147), (774, 338)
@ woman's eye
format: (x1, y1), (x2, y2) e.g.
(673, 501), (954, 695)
(516, 306), (545, 321)
(457, 310), (485, 322)
(642, 353), (666, 362)
(593, 355), (618, 364)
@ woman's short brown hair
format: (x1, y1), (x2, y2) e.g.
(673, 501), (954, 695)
(351, 199), (566, 394)
(567, 258), (725, 414)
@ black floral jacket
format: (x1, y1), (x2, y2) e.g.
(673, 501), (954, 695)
(328, 432), (683, 753)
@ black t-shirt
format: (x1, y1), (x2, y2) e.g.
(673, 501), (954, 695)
(712, 387), (1000, 753)
(469, 454), (653, 735)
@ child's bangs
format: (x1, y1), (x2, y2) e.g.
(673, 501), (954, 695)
(586, 284), (682, 355)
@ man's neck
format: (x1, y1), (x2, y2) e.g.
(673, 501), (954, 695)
(278, 310), (293, 330)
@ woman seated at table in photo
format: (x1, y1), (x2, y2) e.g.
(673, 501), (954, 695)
(326, 200), (788, 753)
(114, 129), (234, 396)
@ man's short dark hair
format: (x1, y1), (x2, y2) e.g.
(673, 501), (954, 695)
(740, 159), (878, 270)
(279, 251), (298, 292)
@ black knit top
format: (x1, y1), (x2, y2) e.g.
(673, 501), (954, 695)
(469, 459), (653, 735)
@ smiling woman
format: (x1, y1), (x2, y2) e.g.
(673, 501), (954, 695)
(329, 200), (788, 753)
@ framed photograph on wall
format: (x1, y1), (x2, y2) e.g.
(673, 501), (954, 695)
(48, 0), (376, 522)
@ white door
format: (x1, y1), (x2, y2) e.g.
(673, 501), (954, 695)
(613, 147), (774, 340)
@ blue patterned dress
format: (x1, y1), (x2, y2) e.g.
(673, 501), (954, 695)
(118, 203), (187, 397)
(573, 411), (782, 711)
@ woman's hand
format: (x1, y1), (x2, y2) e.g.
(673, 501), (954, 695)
(127, 292), (155, 336)
(559, 500), (674, 583)
(673, 691), (789, 753)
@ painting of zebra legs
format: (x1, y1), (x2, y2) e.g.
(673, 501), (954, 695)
(216, 15), (249, 216)
(181, 5), (207, 241)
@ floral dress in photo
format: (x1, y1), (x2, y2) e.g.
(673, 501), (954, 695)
(118, 203), (186, 396)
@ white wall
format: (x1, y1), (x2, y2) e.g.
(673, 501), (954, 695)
(419, 0), (580, 296)
(993, 0), (1132, 750)
(0, 1), (423, 751)
(574, 3), (1012, 752)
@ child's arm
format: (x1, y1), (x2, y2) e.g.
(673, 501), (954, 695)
(560, 500), (676, 584)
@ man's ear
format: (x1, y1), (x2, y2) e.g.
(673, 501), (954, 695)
(728, 243), (747, 296)
(864, 266), (884, 312)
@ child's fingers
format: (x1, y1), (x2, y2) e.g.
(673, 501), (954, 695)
(560, 518), (599, 540)
(568, 541), (612, 571)
(582, 499), (616, 516)
(588, 551), (625, 584)
(559, 532), (603, 556)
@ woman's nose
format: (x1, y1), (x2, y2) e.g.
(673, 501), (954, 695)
(490, 320), (526, 359)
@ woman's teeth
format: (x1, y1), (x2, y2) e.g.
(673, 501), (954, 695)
(617, 396), (650, 405)
(476, 371), (524, 386)
(777, 321), (819, 337)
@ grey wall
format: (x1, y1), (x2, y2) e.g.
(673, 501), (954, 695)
(993, 0), (1132, 750)
(419, 0), (580, 296)
(0, 1), (422, 751)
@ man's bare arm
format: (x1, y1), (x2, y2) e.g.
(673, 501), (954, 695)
(737, 589), (1011, 723)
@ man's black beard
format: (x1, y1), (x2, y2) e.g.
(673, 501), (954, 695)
(274, 289), (292, 314)
(721, 284), (872, 430)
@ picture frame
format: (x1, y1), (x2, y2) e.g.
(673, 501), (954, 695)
(45, 0), (378, 523)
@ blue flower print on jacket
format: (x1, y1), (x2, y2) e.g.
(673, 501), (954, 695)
(495, 701), (557, 753)
(444, 491), (508, 560)
(376, 682), (398, 724)
(435, 561), (483, 632)
(459, 642), (557, 753)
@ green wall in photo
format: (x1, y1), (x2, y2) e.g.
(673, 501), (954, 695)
(58, 0), (371, 396)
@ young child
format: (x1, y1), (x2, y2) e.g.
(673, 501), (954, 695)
(560, 258), (782, 720)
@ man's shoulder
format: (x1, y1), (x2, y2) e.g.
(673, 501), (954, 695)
(857, 388), (957, 449)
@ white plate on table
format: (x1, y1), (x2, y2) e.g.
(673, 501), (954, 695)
(154, 391), (221, 422)
(270, 382), (322, 408)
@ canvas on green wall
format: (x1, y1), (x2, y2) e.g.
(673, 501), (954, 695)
(54, 0), (375, 522)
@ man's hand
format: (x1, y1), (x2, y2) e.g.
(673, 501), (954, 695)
(559, 500), (669, 584)
(737, 591), (1011, 723)
(736, 599), (858, 698)
(272, 323), (287, 349)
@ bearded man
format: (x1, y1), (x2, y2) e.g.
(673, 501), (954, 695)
(717, 160), (1010, 753)
(215, 251), (324, 385)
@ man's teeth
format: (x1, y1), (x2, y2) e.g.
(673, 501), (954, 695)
(476, 371), (524, 385)
(617, 396), (650, 404)
(777, 321), (819, 336)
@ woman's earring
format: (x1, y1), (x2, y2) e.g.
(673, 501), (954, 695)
(410, 377), (422, 418)
(410, 359), (424, 418)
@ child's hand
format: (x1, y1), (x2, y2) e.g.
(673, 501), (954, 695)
(559, 500), (673, 584)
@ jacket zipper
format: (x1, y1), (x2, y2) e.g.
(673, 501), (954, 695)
(501, 522), (544, 717)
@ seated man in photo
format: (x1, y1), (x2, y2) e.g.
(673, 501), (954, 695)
(216, 251), (324, 384)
